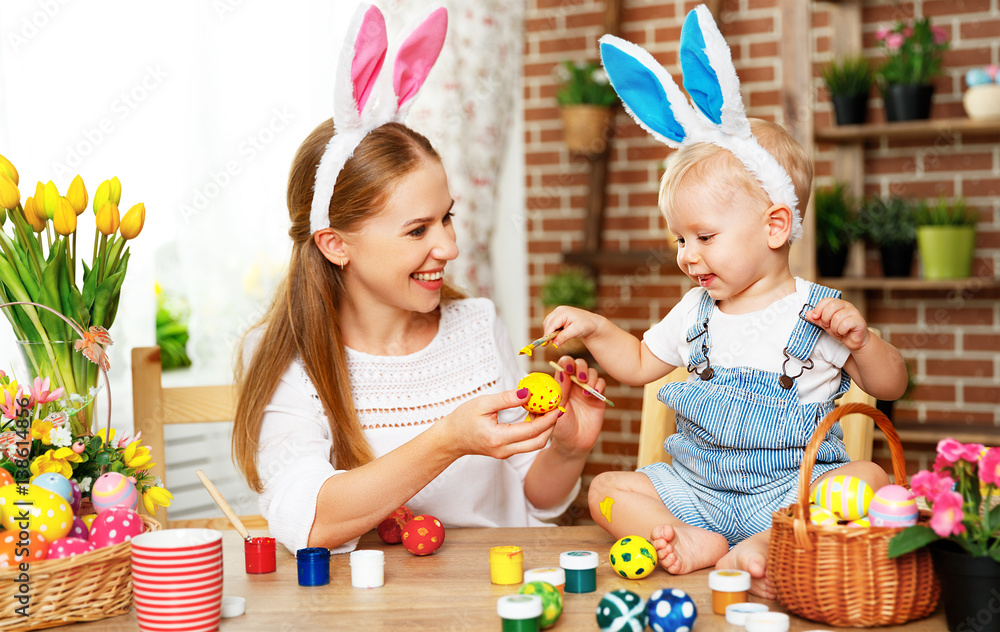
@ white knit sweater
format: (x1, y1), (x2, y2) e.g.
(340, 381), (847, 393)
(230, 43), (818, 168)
(254, 298), (579, 554)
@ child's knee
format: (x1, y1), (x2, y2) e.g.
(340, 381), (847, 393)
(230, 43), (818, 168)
(855, 460), (891, 489)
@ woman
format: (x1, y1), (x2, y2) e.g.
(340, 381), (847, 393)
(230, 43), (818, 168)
(233, 120), (607, 553)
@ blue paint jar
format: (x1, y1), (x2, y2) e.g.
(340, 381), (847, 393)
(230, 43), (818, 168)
(296, 547), (331, 586)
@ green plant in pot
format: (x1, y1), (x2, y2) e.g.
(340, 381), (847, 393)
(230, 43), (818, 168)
(814, 182), (859, 277)
(540, 268), (596, 355)
(875, 17), (949, 121)
(822, 54), (873, 126)
(858, 196), (917, 277)
(554, 60), (618, 154)
(915, 197), (978, 279)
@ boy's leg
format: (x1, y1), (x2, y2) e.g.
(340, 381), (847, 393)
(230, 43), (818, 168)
(588, 470), (729, 574)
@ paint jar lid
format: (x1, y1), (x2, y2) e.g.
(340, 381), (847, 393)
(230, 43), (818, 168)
(559, 550), (599, 570)
(524, 567), (565, 586)
(245, 537), (275, 551)
(726, 602), (769, 625)
(221, 596), (246, 618)
(497, 594), (542, 620)
(745, 611), (790, 632)
(350, 549), (384, 566)
(709, 569), (751, 591)
(296, 547), (331, 563)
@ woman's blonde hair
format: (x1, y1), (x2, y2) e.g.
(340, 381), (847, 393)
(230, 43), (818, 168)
(233, 121), (464, 492)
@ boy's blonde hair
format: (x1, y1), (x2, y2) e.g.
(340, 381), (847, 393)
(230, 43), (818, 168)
(658, 119), (813, 224)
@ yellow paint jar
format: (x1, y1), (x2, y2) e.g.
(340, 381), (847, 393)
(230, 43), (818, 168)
(490, 546), (524, 585)
(708, 569), (751, 615)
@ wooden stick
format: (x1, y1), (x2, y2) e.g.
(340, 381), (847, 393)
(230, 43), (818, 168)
(547, 361), (615, 407)
(196, 469), (251, 541)
(518, 329), (561, 356)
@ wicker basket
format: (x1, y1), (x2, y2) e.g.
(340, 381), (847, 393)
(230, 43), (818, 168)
(560, 104), (613, 154)
(769, 403), (940, 627)
(0, 513), (160, 631)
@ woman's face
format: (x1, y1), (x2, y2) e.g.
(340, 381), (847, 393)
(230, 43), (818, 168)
(340, 157), (459, 315)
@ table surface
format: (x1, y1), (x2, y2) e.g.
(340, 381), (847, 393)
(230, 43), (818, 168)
(63, 526), (946, 631)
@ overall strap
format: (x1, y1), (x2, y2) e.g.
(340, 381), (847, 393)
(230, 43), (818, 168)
(685, 290), (716, 379)
(778, 282), (841, 389)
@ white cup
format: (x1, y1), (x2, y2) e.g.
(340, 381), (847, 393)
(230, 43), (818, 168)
(350, 550), (384, 588)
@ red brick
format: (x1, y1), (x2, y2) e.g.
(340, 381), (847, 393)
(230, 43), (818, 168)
(942, 47), (993, 68)
(541, 217), (584, 231)
(623, 5), (677, 22)
(527, 240), (563, 254)
(811, 10), (830, 29)
(526, 195), (560, 210)
(862, 4), (916, 23)
(924, 152), (993, 173)
(926, 359), (994, 378)
(540, 128), (563, 143)
(891, 332), (956, 352)
(964, 179), (1000, 197)
(628, 192), (660, 207)
(867, 306), (919, 325)
(926, 307), (994, 327)
(605, 216), (651, 231)
(966, 386), (1000, 405)
(739, 66), (776, 83)
(526, 62), (559, 78)
(526, 16), (557, 32)
(539, 36), (589, 55)
(540, 172), (589, 188)
(748, 90), (781, 107)
(725, 17), (774, 37)
(626, 145), (670, 161)
(979, 229), (1000, 249)
(924, 0), (992, 16)
(619, 29), (648, 45)
(749, 41), (779, 58)
(748, 0), (778, 8)
(884, 180), (955, 198)
(816, 36), (831, 55)
(961, 19), (1000, 40)
(911, 383), (957, 401)
(921, 409), (998, 425)
(867, 156), (916, 175)
(652, 26), (683, 44)
(526, 151), (561, 166)
(609, 170), (653, 185)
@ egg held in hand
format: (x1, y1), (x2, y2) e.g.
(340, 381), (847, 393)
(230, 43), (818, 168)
(517, 372), (563, 420)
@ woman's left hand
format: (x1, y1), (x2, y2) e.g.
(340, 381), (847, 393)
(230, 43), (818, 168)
(549, 356), (606, 458)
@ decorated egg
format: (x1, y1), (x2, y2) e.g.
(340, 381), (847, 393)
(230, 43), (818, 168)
(47, 537), (95, 560)
(966, 68), (993, 87)
(69, 479), (82, 515)
(868, 484), (918, 528)
(809, 504), (839, 526)
(80, 514), (98, 530)
(68, 516), (89, 540)
(519, 581), (563, 629)
(647, 588), (698, 632)
(609, 535), (656, 580)
(0, 469), (12, 487)
(0, 484), (73, 542)
(91, 472), (138, 513)
(31, 472), (73, 502)
(847, 517), (871, 528)
(401, 515), (445, 556)
(517, 372), (562, 415)
(813, 475), (873, 521)
(0, 530), (49, 565)
(597, 589), (647, 632)
(377, 505), (414, 544)
(89, 507), (144, 549)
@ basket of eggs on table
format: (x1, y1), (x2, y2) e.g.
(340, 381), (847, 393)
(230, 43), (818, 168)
(768, 403), (939, 628)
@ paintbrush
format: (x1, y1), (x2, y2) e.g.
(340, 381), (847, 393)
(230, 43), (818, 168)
(548, 360), (615, 407)
(518, 329), (562, 356)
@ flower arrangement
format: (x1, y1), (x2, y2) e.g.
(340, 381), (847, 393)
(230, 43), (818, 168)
(0, 153), (145, 434)
(875, 17), (950, 85)
(889, 439), (999, 561)
(554, 60), (617, 107)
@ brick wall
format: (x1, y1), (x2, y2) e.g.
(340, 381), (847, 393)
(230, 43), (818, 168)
(522, 0), (1000, 523)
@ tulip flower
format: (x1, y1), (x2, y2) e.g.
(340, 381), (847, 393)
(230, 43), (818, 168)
(143, 485), (173, 514)
(0, 154), (18, 185)
(96, 202), (120, 236)
(22, 196), (46, 232)
(41, 180), (59, 220)
(120, 202), (145, 240)
(0, 175), (18, 210)
(66, 175), (88, 215)
(109, 176), (121, 205)
(53, 197), (77, 236)
(92, 179), (109, 215)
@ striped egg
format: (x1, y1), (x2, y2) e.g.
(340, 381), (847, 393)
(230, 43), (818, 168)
(846, 517), (871, 528)
(808, 504), (839, 526)
(813, 475), (873, 521)
(91, 472), (138, 514)
(868, 484), (918, 528)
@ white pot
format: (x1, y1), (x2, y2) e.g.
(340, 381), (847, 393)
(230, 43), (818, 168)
(962, 84), (1000, 119)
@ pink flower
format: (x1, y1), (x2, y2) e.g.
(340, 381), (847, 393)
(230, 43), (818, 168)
(960, 442), (985, 463)
(911, 469), (955, 499)
(0, 389), (22, 420)
(932, 26), (949, 45)
(933, 453), (952, 473)
(938, 438), (968, 464)
(28, 377), (64, 407)
(885, 33), (905, 50)
(875, 28), (890, 42)
(902, 26), (914, 38)
(987, 65), (1000, 80)
(929, 490), (966, 537)
(980, 448), (1000, 487)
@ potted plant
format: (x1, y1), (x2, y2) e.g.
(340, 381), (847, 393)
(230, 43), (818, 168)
(858, 196), (917, 277)
(889, 439), (1000, 632)
(875, 17), (950, 121)
(821, 54), (873, 125)
(814, 182), (859, 277)
(540, 268), (596, 355)
(554, 60), (618, 154)
(915, 197), (978, 279)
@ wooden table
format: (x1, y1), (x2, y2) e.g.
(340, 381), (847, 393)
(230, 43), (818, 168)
(65, 526), (946, 631)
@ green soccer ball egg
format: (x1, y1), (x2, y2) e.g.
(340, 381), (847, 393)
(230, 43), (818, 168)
(608, 535), (656, 580)
(597, 589), (647, 632)
(518, 581), (562, 628)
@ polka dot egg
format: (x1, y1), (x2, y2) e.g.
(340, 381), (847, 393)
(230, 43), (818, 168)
(809, 504), (839, 526)
(0, 530), (48, 565)
(69, 479), (82, 515)
(31, 472), (73, 502)
(518, 373), (562, 414)
(80, 514), (98, 530)
(0, 484), (73, 542)
(609, 535), (656, 580)
(91, 472), (138, 513)
(813, 475), (873, 521)
(596, 589), (647, 632)
(47, 537), (94, 560)
(868, 484), (918, 528)
(519, 581), (562, 629)
(89, 507), (144, 549)
(401, 515), (445, 556)
(647, 588), (698, 632)
(68, 516), (89, 540)
(0, 469), (13, 487)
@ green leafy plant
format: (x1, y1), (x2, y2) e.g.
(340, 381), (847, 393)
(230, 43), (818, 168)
(554, 61), (617, 107)
(858, 196), (917, 247)
(814, 182), (860, 252)
(876, 17), (950, 85)
(540, 269), (596, 308)
(155, 284), (191, 370)
(915, 197), (979, 226)
(822, 55), (874, 96)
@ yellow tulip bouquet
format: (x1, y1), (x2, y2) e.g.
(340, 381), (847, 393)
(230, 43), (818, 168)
(0, 153), (144, 435)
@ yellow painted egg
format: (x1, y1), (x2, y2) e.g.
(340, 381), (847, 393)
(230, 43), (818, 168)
(517, 372), (562, 415)
(609, 535), (656, 580)
(80, 514), (98, 530)
(846, 517), (871, 528)
(808, 504), (839, 526)
(0, 484), (73, 542)
(813, 475), (873, 521)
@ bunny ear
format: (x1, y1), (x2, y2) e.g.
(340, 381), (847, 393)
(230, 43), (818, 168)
(391, 6), (447, 120)
(599, 35), (697, 147)
(680, 4), (750, 137)
(334, 3), (388, 131)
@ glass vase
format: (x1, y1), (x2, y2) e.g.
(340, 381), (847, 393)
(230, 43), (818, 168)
(16, 339), (99, 436)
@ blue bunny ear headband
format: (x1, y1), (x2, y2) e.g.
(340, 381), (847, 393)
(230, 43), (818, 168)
(599, 4), (803, 243)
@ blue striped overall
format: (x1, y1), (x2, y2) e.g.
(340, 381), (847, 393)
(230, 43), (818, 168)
(639, 283), (852, 545)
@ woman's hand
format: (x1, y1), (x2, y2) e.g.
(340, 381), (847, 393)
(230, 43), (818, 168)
(436, 389), (560, 461)
(549, 355), (606, 459)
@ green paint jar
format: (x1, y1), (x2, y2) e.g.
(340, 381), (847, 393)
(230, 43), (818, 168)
(560, 550), (598, 594)
(497, 594), (542, 632)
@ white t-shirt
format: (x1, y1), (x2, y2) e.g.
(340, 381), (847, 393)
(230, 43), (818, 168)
(252, 298), (579, 554)
(643, 278), (851, 404)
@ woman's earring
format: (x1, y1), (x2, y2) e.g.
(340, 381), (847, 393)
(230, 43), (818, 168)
(339, 259), (346, 269)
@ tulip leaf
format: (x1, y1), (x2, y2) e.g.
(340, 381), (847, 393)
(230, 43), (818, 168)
(82, 260), (97, 311)
(38, 241), (69, 340)
(104, 250), (129, 328)
(887, 524), (940, 558)
(91, 269), (124, 330)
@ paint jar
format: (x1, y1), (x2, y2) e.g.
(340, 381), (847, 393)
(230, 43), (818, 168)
(244, 537), (276, 574)
(709, 569), (751, 614)
(296, 547), (331, 586)
(523, 567), (566, 595)
(726, 602), (769, 626)
(745, 611), (790, 632)
(350, 549), (384, 588)
(559, 550), (598, 594)
(497, 594), (542, 632)
(490, 546), (524, 585)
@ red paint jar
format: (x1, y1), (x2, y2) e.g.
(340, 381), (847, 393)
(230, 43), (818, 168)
(244, 537), (276, 574)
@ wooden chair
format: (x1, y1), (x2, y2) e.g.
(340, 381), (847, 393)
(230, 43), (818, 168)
(132, 346), (267, 530)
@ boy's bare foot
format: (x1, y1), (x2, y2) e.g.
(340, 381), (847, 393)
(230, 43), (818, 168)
(716, 531), (774, 599)
(650, 524), (729, 575)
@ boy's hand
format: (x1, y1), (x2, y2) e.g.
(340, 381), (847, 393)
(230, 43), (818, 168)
(542, 306), (604, 348)
(804, 298), (869, 351)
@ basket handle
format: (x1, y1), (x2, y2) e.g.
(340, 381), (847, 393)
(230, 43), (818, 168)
(793, 403), (907, 548)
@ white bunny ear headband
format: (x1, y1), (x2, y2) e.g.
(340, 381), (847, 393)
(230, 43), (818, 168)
(310, 3), (448, 234)
(599, 4), (803, 243)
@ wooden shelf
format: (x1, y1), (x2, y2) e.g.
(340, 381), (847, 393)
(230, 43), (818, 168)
(815, 117), (1000, 143)
(818, 277), (1000, 291)
(563, 250), (678, 270)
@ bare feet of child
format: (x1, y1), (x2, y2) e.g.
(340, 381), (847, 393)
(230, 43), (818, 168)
(715, 531), (774, 599)
(650, 524), (729, 574)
